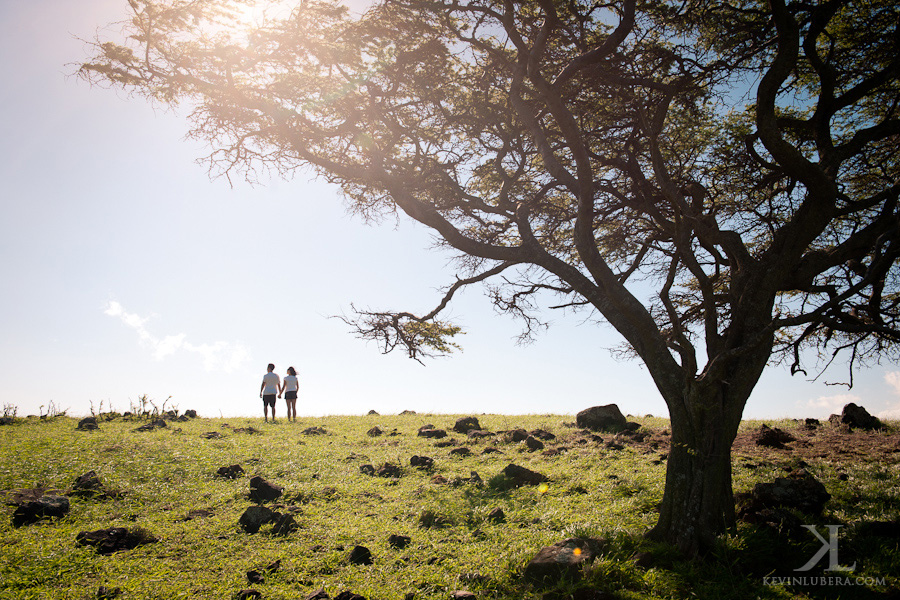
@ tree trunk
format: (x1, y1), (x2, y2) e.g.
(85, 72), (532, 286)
(647, 384), (744, 556)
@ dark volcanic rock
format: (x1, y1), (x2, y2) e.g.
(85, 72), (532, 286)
(76, 417), (99, 431)
(505, 429), (529, 443)
(487, 507), (506, 523)
(96, 585), (122, 599)
(744, 469), (831, 516)
(249, 476), (283, 503)
(334, 592), (367, 600)
(502, 464), (549, 487)
(184, 409), (198, 418)
(75, 527), (158, 554)
(239, 505), (277, 533)
(216, 464), (245, 479)
(303, 589), (330, 600)
(841, 403), (883, 430)
(71, 471), (105, 498)
(388, 534), (411, 549)
(271, 513), (299, 536)
(347, 545), (373, 565)
(359, 464), (376, 476)
(233, 590), (262, 600)
(418, 427), (448, 439)
(377, 463), (402, 478)
(410, 455), (434, 469)
(12, 495), (70, 527)
(449, 447), (472, 457)
(453, 417), (482, 434)
(524, 538), (607, 582)
(366, 426), (383, 437)
(303, 426), (327, 435)
(576, 405), (627, 433)
(754, 424), (797, 449)
(525, 436), (545, 451)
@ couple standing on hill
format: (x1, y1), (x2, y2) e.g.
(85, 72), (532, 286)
(259, 363), (299, 423)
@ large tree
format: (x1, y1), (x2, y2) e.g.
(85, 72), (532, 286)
(81, 0), (899, 554)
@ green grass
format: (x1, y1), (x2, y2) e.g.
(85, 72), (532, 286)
(0, 413), (897, 599)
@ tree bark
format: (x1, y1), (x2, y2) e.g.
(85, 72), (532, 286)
(647, 383), (745, 556)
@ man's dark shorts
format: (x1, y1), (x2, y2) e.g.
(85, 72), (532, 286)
(262, 394), (277, 408)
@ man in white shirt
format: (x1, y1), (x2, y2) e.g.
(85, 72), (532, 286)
(259, 363), (281, 422)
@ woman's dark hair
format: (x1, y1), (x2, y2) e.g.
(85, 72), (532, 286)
(287, 366), (296, 376)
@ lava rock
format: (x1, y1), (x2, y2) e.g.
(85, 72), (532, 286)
(216, 464), (245, 479)
(841, 403), (883, 430)
(525, 436), (545, 451)
(746, 469), (831, 516)
(12, 495), (70, 527)
(755, 424), (797, 449)
(271, 513), (299, 536)
(388, 534), (411, 549)
(410, 455), (434, 469)
(347, 545), (373, 565)
(76, 417), (99, 431)
(249, 476), (283, 503)
(576, 405), (627, 433)
(239, 505), (277, 534)
(502, 464), (549, 487)
(453, 417), (482, 434)
(524, 538), (607, 582)
(75, 527), (158, 554)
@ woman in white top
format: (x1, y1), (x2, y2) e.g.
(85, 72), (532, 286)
(281, 366), (299, 422)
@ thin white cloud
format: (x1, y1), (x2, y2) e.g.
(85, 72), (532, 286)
(879, 371), (900, 420)
(104, 301), (249, 372)
(803, 393), (861, 416)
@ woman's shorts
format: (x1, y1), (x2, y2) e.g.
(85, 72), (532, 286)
(285, 391), (298, 401)
(262, 394), (277, 407)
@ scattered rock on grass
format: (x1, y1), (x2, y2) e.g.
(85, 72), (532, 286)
(524, 537), (607, 582)
(487, 507), (506, 523)
(576, 404), (627, 433)
(418, 426), (448, 439)
(367, 426), (383, 437)
(754, 424), (796, 449)
(303, 426), (327, 436)
(239, 506), (277, 534)
(271, 513), (299, 536)
(388, 534), (411, 549)
(347, 545), (373, 565)
(12, 495), (70, 527)
(70, 471), (106, 499)
(76, 417), (99, 431)
(841, 403), (883, 430)
(502, 464), (548, 487)
(96, 585), (122, 599)
(453, 417), (481, 434)
(449, 447), (472, 457)
(451, 592), (477, 600)
(742, 469), (831, 517)
(303, 590), (329, 600)
(75, 527), (158, 554)
(525, 436), (545, 451)
(216, 464), (245, 479)
(249, 476), (283, 503)
(377, 463), (402, 478)
(410, 455), (434, 469)
(233, 590), (262, 600)
(334, 592), (367, 600)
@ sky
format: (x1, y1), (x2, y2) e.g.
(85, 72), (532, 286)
(1, 0), (898, 421)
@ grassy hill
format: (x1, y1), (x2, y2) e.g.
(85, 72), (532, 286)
(0, 412), (897, 599)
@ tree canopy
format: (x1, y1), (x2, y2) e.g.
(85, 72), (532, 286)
(81, 0), (900, 554)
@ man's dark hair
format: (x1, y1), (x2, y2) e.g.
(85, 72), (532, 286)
(267, 363), (275, 371)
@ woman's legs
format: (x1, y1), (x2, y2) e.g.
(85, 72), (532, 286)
(287, 398), (297, 421)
